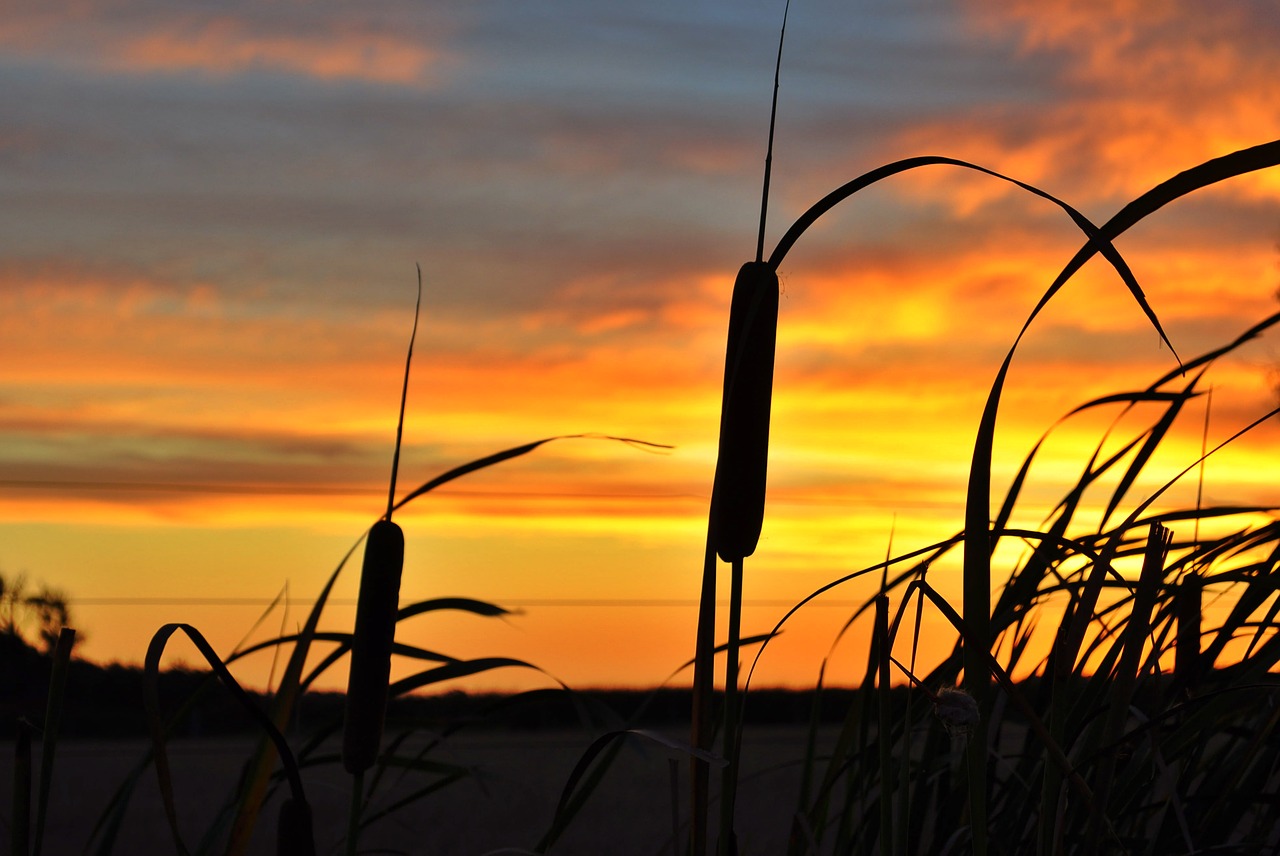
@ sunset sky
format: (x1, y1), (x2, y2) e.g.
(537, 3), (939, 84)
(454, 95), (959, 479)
(3, 0), (1280, 693)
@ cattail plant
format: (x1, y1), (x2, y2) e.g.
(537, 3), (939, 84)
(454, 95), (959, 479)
(692, 5), (1186, 851)
(704, 259), (779, 856)
(341, 275), (420, 852)
(691, 7), (1146, 850)
(690, 8), (785, 856)
(100, 264), (672, 853)
(688, 20), (1280, 832)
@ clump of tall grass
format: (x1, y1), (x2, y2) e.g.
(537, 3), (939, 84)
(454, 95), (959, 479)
(696, 136), (1280, 854)
(741, 312), (1280, 854)
(676, 8), (1280, 852)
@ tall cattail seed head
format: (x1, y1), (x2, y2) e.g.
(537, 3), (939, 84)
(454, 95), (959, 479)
(342, 517), (405, 774)
(711, 260), (779, 562)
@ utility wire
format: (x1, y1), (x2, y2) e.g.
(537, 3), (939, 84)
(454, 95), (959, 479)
(73, 597), (865, 608)
(0, 479), (967, 509)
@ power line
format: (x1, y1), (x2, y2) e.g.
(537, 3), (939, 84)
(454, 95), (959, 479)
(0, 480), (379, 496)
(0, 478), (966, 509)
(73, 597), (864, 608)
(0, 479), (702, 501)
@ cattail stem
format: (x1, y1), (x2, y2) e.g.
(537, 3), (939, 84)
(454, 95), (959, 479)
(718, 557), (745, 856)
(345, 769), (364, 856)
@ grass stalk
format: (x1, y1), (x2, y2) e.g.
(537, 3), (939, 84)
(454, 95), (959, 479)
(1087, 523), (1171, 849)
(875, 595), (892, 856)
(689, 539), (717, 856)
(895, 576), (926, 856)
(32, 626), (74, 856)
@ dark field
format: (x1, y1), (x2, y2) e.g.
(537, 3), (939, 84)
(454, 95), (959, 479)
(10, 725), (848, 855)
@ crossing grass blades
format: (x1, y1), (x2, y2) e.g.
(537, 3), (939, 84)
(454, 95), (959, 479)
(106, 272), (671, 855)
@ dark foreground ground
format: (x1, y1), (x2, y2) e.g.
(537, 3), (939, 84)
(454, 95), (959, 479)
(7, 725), (845, 855)
(3, 640), (877, 853)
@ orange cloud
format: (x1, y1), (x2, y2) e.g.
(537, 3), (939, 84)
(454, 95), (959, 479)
(0, 3), (446, 85)
(117, 17), (441, 84)
(911, 0), (1280, 202)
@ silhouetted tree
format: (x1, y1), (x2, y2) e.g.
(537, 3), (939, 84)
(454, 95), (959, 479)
(0, 570), (74, 654)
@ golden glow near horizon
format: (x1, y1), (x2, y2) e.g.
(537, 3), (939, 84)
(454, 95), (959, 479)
(3, 0), (1280, 693)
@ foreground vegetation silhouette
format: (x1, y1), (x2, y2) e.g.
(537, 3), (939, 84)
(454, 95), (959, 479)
(8, 7), (1280, 852)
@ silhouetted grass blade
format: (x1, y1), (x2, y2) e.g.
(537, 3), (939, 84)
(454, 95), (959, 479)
(144, 623), (313, 856)
(32, 626), (74, 856)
